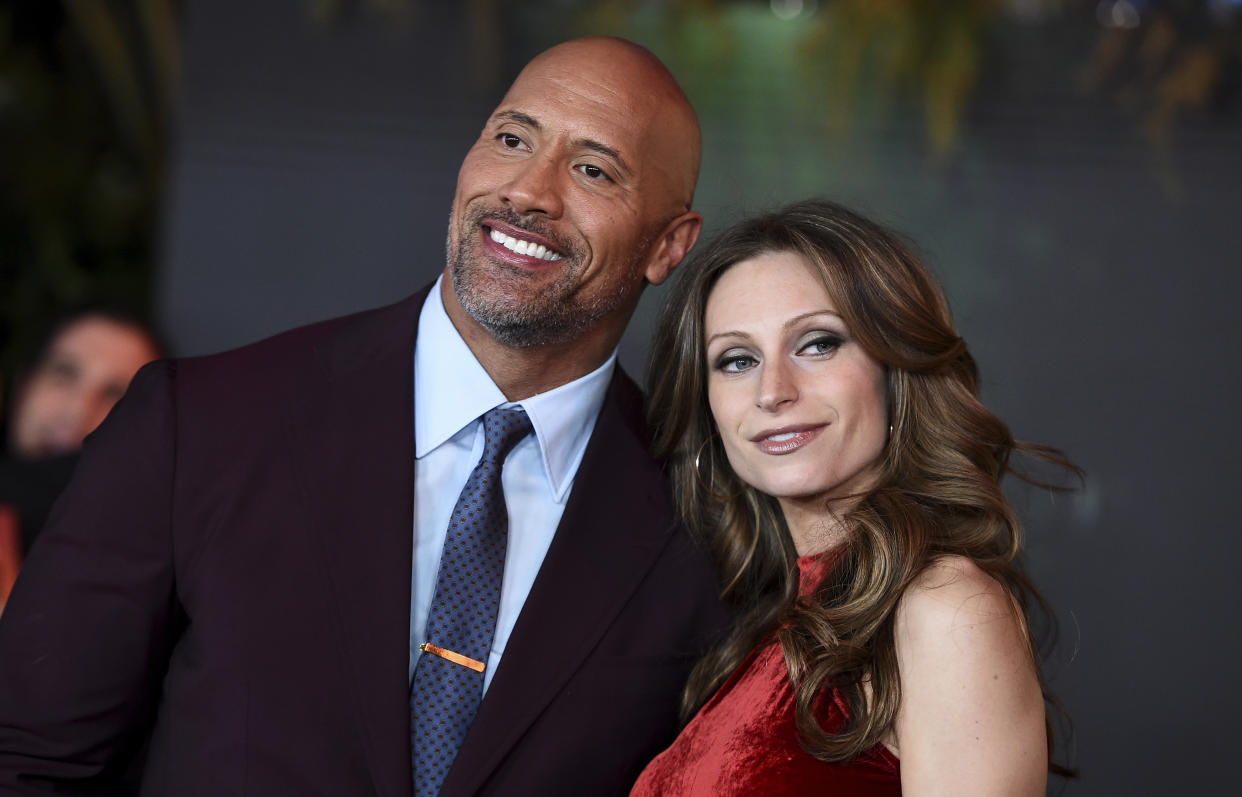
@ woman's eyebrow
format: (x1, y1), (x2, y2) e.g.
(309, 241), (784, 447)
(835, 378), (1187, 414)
(706, 311), (841, 346)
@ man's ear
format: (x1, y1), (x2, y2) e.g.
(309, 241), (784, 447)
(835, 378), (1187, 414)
(644, 211), (702, 286)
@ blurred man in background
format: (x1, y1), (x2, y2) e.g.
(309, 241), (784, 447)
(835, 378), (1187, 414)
(6, 310), (163, 462)
(0, 308), (162, 603)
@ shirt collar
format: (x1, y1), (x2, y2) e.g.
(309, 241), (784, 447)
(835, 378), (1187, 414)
(414, 276), (616, 502)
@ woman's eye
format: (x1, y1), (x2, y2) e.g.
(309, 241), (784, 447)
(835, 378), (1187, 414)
(799, 335), (843, 356)
(717, 354), (757, 373)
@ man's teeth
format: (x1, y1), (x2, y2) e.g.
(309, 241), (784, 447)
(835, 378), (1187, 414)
(489, 228), (563, 261)
(767, 432), (799, 442)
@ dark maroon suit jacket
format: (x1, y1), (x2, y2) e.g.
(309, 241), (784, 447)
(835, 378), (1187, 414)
(0, 289), (728, 796)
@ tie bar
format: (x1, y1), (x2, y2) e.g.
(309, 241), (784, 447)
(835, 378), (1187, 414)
(419, 642), (486, 673)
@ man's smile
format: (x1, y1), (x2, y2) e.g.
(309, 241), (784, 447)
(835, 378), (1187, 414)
(482, 219), (565, 262)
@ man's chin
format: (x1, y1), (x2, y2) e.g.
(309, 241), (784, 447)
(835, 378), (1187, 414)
(456, 286), (591, 349)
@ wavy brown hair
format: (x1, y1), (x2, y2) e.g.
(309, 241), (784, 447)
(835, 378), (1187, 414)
(646, 199), (1075, 766)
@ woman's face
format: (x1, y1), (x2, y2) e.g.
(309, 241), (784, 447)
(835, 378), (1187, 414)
(704, 250), (888, 514)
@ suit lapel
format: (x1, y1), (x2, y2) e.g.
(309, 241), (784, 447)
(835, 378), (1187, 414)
(441, 373), (677, 796)
(283, 291), (427, 797)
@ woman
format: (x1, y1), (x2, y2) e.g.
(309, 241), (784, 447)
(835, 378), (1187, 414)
(633, 200), (1072, 795)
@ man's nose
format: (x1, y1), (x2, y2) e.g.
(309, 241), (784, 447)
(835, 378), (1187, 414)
(756, 358), (798, 412)
(500, 154), (564, 218)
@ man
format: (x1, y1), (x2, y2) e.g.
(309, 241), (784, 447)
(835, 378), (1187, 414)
(0, 37), (727, 796)
(0, 310), (162, 602)
(6, 310), (163, 463)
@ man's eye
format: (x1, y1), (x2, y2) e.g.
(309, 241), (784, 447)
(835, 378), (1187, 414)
(499, 133), (524, 149)
(577, 164), (611, 181)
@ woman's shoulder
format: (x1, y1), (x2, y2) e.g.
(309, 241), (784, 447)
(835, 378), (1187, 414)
(891, 554), (1038, 726)
(888, 555), (1046, 792)
(894, 555), (1019, 640)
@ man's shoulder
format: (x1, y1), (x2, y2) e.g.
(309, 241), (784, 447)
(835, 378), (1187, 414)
(177, 289), (428, 382)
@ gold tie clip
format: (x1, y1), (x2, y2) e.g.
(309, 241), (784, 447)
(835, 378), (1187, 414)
(419, 642), (486, 673)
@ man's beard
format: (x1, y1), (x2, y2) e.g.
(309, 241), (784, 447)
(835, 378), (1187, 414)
(446, 206), (636, 348)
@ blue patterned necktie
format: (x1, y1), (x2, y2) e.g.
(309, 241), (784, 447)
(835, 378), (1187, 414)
(410, 406), (533, 796)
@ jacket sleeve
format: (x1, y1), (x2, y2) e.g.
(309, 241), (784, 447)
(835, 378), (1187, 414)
(0, 361), (182, 793)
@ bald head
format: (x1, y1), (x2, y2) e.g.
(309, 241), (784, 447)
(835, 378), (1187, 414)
(503, 37), (701, 213)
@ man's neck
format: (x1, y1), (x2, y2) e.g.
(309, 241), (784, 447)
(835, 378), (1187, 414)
(439, 279), (625, 401)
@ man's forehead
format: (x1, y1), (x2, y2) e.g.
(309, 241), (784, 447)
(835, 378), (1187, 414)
(500, 65), (653, 121)
(493, 72), (671, 157)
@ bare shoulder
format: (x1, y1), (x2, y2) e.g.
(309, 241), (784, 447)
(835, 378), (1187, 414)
(895, 555), (1021, 643)
(891, 555), (1047, 795)
(893, 555), (1034, 697)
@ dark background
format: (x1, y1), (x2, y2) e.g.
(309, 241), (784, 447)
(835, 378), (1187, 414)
(8, 1), (1242, 793)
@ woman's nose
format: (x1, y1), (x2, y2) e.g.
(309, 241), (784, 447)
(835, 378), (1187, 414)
(755, 358), (797, 412)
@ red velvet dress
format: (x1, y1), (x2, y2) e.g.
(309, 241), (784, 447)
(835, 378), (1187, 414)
(631, 553), (900, 796)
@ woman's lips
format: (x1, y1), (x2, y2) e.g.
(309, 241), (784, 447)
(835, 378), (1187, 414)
(751, 425), (825, 455)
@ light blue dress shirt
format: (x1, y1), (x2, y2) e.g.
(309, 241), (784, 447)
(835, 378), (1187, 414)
(410, 277), (616, 692)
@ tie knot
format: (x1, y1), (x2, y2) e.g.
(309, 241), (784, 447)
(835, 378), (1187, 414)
(480, 406), (532, 464)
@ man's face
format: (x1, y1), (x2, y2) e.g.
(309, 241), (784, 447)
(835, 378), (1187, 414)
(9, 317), (160, 459)
(445, 50), (685, 348)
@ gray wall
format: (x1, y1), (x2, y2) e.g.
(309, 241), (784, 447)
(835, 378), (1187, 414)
(162, 2), (1242, 793)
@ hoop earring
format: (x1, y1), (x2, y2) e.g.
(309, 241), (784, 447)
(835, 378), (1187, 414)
(692, 436), (743, 501)
(693, 436), (715, 492)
